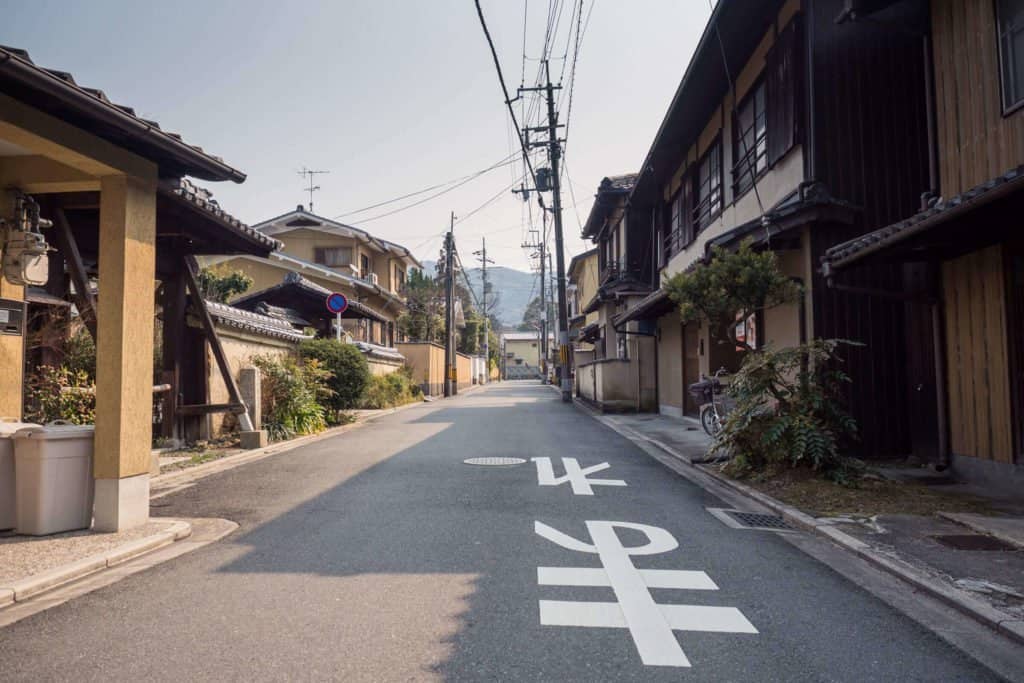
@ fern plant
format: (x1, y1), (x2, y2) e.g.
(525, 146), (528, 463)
(713, 339), (862, 483)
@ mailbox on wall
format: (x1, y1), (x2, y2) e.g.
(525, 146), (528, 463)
(0, 298), (25, 336)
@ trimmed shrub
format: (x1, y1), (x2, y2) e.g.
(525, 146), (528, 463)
(299, 339), (371, 412)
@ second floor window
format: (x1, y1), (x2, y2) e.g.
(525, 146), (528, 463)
(998, 0), (1024, 112)
(694, 140), (722, 231)
(665, 179), (694, 261)
(314, 246), (352, 267)
(733, 81), (768, 196)
(360, 254), (371, 278)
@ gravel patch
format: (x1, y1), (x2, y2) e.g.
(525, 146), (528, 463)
(0, 521), (175, 584)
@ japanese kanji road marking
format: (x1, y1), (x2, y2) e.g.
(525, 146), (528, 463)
(535, 520), (757, 668)
(531, 457), (627, 495)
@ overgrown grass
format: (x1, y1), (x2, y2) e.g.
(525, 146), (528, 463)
(360, 367), (423, 409)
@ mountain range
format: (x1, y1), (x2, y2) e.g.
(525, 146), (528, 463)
(421, 260), (537, 329)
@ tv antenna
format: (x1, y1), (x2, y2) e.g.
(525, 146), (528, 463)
(298, 167), (329, 212)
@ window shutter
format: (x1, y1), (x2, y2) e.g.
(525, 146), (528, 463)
(767, 15), (802, 165)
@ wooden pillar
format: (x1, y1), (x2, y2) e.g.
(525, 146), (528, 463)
(160, 268), (187, 442)
(92, 174), (156, 531)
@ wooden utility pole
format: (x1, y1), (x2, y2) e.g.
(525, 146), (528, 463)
(444, 211), (456, 397)
(544, 60), (572, 402)
(475, 237), (494, 384)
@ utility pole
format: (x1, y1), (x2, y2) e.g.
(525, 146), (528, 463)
(297, 167), (329, 213)
(444, 211), (456, 397)
(539, 212), (547, 383)
(544, 60), (572, 402)
(474, 238), (494, 384)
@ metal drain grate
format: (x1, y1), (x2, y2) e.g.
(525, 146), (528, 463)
(931, 534), (1017, 551)
(707, 508), (795, 531)
(463, 457), (527, 466)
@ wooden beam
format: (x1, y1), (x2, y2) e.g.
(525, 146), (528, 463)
(51, 208), (98, 340)
(182, 255), (255, 431)
(176, 402), (246, 416)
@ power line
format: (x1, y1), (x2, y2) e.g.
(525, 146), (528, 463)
(333, 152), (518, 221)
(474, 0), (540, 192)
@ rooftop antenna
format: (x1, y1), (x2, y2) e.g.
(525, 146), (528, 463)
(298, 167), (330, 213)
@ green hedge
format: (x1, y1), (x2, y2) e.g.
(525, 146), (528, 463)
(299, 339), (371, 411)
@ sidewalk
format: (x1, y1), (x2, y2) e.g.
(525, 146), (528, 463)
(587, 405), (1024, 644)
(0, 519), (192, 607)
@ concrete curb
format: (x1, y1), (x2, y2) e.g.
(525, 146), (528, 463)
(0, 520), (191, 606)
(579, 404), (1024, 646)
(150, 396), (432, 495)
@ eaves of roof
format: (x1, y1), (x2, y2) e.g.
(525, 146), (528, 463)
(822, 164), (1024, 273)
(254, 207), (422, 268)
(0, 45), (244, 182)
(628, 0), (785, 205)
(160, 179), (281, 253)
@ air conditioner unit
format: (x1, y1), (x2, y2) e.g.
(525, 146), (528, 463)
(368, 273), (379, 286)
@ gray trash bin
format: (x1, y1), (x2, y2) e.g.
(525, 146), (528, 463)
(13, 422), (95, 536)
(0, 419), (40, 531)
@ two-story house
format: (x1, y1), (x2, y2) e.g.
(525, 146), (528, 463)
(206, 205), (420, 350)
(618, 0), (934, 458)
(576, 174), (658, 412)
(822, 0), (1024, 492)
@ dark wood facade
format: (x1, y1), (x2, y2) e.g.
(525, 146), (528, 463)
(932, 0), (1024, 196)
(806, 0), (933, 458)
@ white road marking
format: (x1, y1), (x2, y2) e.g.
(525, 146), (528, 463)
(538, 567), (718, 590)
(539, 601), (757, 634)
(535, 520), (758, 668)
(531, 457), (627, 495)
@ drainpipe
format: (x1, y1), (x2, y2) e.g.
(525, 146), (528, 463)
(932, 299), (950, 470)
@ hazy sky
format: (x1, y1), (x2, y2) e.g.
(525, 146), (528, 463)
(1, 1), (710, 272)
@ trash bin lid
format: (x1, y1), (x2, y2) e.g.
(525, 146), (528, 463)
(0, 419), (41, 438)
(13, 421), (95, 440)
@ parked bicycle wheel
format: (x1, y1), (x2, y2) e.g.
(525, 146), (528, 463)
(700, 404), (720, 436)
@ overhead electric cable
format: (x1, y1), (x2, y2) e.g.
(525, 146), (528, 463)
(333, 152), (517, 220)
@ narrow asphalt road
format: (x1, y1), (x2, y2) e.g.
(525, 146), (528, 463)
(0, 382), (1000, 681)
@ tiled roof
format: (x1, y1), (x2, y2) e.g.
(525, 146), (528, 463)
(352, 341), (406, 363)
(0, 45), (244, 182)
(204, 300), (312, 342)
(822, 165), (1024, 271)
(603, 174), (639, 192)
(160, 179), (281, 252)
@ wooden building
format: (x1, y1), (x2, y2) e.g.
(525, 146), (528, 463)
(0, 45), (258, 529)
(822, 0), (1024, 492)
(616, 0), (934, 458)
(576, 175), (657, 412)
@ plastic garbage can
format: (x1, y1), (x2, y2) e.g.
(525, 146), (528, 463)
(0, 419), (40, 530)
(13, 422), (95, 535)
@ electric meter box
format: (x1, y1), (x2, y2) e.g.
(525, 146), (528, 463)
(0, 298), (25, 336)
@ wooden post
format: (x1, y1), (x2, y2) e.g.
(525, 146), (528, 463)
(182, 255), (255, 432)
(51, 208), (98, 341)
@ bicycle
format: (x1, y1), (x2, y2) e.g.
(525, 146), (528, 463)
(688, 367), (730, 436)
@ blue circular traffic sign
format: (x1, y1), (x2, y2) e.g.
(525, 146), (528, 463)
(325, 292), (349, 314)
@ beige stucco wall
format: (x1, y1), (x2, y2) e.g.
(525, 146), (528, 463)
(367, 358), (403, 377)
(505, 338), (542, 366)
(397, 341), (445, 396)
(205, 327), (296, 435)
(0, 212), (24, 419)
(456, 353), (472, 391)
(266, 228), (401, 295)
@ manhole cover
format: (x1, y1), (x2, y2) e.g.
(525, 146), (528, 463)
(463, 457), (527, 466)
(707, 508), (795, 531)
(931, 534), (1017, 551)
